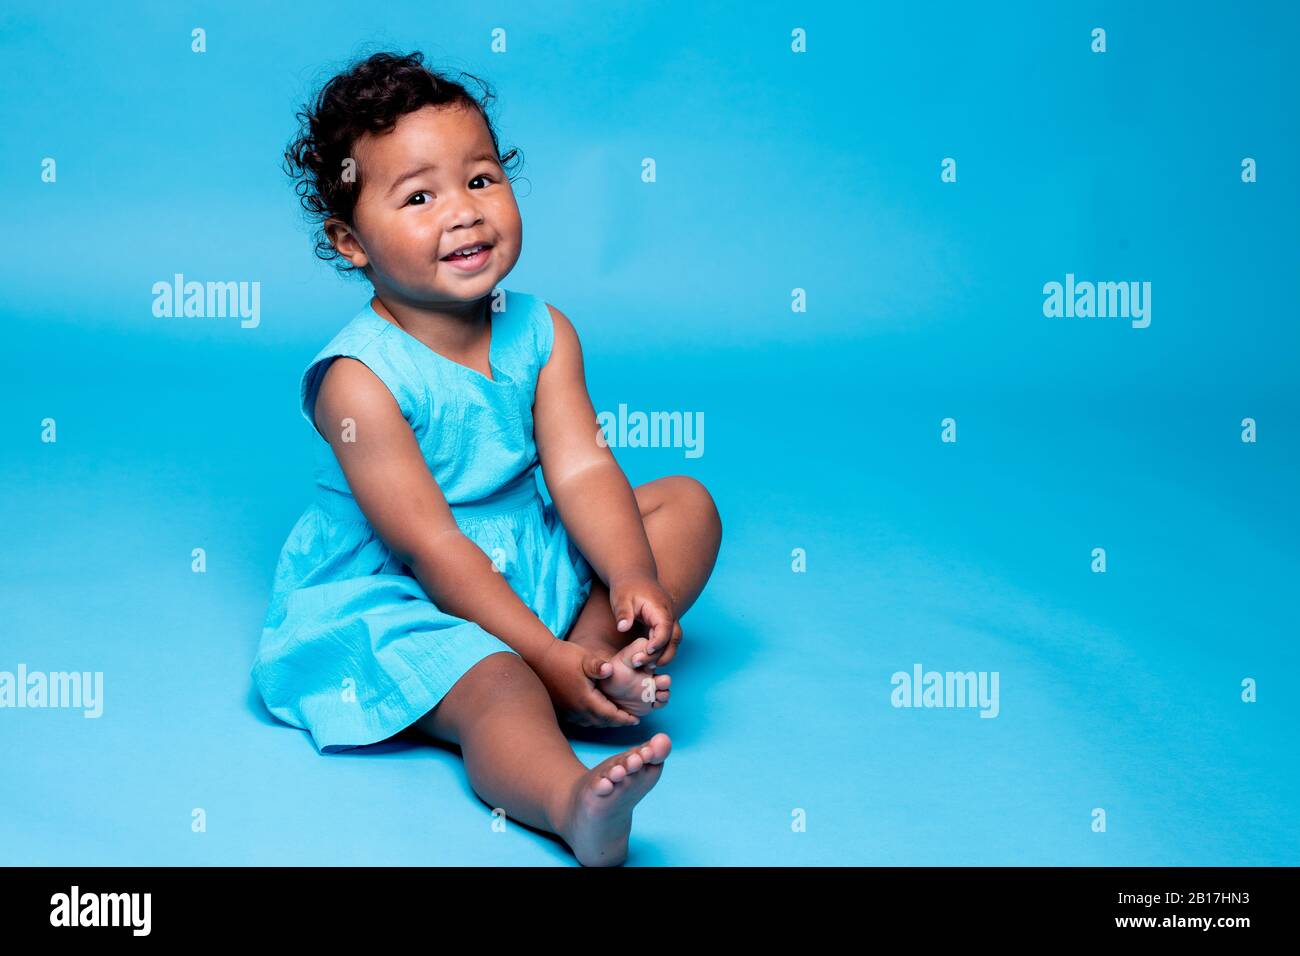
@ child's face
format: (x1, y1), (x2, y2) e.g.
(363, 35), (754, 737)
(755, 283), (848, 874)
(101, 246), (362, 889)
(330, 103), (522, 305)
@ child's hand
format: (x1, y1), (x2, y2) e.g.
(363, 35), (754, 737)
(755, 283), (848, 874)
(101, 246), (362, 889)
(610, 573), (682, 665)
(532, 638), (641, 729)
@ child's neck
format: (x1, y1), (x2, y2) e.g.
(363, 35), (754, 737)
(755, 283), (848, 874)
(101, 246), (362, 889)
(371, 293), (490, 357)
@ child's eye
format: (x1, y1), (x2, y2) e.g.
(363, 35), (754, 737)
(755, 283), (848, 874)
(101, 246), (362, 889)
(406, 175), (493, 206)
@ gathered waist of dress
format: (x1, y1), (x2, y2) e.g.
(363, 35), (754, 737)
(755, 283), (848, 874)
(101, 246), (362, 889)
(312, 468), (543, 525)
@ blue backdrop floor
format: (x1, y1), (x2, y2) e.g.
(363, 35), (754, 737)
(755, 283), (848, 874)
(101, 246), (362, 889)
(4, 329), (1296, 866)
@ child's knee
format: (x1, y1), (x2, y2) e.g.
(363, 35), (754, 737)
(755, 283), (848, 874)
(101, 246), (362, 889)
(465, 650), (549, 707)
(666, 475), (722, 546)
(429, 651), (543, 741)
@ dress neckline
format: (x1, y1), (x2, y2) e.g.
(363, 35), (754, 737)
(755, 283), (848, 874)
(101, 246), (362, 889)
(365, 298), (514, 386)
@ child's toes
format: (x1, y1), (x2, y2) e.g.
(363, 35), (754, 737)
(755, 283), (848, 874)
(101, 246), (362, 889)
(642, 732), (672, 763)
(623, 751), (645, 774)
(621, 637), (653, 668)
(650, 674), (671, 707)
(635, 674), (661, 703)
(602, 749), (646, 786)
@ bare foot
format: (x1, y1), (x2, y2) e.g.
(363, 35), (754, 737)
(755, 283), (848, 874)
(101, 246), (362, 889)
(594, 637), (671, 717)
(558, 732), (672, 866)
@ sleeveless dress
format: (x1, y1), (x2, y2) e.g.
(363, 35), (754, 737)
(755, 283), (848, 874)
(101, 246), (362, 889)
(251, 290), (596, 754)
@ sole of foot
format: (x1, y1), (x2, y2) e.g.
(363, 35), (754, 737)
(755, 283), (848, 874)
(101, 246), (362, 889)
(597, 636), (672, 717)
(562, 732), (672, 866)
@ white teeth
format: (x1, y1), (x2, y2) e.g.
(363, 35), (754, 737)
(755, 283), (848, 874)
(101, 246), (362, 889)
(452, 244), (484, 257)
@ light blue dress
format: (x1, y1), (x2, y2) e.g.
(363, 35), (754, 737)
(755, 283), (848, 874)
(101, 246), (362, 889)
(251, 290), (596, 754)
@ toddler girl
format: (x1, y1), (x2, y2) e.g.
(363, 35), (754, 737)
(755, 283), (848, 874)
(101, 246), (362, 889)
(251, 51), (722, 866)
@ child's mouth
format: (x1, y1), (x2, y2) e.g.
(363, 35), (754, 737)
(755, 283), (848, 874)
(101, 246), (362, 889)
(440, 244), (493, 271)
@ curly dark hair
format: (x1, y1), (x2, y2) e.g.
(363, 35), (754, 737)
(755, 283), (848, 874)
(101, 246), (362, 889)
(283, 50), (523, 279)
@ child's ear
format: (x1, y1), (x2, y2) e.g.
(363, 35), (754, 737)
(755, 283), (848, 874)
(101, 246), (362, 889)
(325, 217), (368, 268)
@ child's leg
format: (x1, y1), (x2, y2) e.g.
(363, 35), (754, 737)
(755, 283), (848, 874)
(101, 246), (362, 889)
(569, 475), (722, 663)
(413, 650), (671, 866)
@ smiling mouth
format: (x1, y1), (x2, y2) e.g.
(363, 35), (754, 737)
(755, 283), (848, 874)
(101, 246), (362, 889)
(441, 242), (494, 261)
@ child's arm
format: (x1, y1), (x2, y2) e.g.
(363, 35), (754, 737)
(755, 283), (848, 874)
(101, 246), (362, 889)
(533, 304), (679, 653)
(312, 357), (639, 727)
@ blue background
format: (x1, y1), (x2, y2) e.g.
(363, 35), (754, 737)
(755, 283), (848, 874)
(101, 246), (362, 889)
(2, 0), (1297, 865)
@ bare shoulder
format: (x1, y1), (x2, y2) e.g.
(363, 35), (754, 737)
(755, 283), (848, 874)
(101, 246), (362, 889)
(313, 356), (405, 440)
(545, 301), (576, 333)
(543, 302), (585, 373)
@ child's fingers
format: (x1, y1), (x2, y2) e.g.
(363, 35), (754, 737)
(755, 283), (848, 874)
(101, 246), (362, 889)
(655, 621), (684, 665)
(644, 604), (675, 654)
(586, 689), (639, 727)
(612, 594), (638, 633)
(643, 629), (670, 661)
(581, 653), (613, 680)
